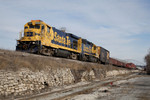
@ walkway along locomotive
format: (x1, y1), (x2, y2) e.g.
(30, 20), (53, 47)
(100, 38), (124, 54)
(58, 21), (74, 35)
(16, 20), (109, 64)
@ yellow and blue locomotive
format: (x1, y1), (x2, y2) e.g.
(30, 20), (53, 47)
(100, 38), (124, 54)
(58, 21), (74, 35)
(16, 20), (109, 63)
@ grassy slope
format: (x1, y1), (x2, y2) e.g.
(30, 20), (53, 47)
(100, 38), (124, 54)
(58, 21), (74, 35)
(0, 49), (123, 72)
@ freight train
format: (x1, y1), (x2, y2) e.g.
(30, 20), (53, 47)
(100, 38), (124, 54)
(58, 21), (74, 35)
(16, 20), (136, 69)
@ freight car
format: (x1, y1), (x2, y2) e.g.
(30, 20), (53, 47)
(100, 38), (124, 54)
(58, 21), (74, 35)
(109, 57), (126, 67)
(109, 57), (137, 69)
(125, 63), (136, 69)
(16, 20), (109, 63)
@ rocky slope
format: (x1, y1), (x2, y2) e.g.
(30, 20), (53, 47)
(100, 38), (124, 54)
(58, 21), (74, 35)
(0, 49), (136, 99)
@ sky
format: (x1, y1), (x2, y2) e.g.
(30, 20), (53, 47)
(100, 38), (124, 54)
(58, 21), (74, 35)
(0, 0), (150, 65)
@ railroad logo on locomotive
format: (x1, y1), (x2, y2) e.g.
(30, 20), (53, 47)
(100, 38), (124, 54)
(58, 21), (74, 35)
(83, 44), (92, 53)
(53, 32), (71, 46)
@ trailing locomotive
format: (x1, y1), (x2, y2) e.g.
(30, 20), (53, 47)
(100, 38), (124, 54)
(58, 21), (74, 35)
(16, 20), (109, 63)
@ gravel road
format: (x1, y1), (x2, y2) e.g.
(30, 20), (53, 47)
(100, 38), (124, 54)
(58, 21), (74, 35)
(17, 73), (140, 100)
(101, 75), (150, 100)
(70, 74), (150, 100)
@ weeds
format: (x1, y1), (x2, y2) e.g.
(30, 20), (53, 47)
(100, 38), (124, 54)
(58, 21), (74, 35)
(0, 49), (123, 72)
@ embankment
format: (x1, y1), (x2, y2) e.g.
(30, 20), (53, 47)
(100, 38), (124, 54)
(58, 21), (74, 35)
(0, 49), (137, 99)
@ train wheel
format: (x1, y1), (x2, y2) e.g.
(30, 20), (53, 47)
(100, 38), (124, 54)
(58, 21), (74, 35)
(71, 53), (78, 60)
(40, 46), (54, 56)
(83, 55), (88, 61)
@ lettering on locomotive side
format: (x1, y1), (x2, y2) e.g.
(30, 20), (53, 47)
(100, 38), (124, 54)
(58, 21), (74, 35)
(53, 32), (71, 46)
(84, 44), (92, 53)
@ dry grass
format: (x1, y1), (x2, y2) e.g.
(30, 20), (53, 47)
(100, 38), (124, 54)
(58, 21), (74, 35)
(0, 49), (54, 71)
(0, 49), (124, 72)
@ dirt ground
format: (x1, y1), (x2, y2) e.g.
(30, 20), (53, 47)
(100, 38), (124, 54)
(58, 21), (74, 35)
(70, 74), (150, 100)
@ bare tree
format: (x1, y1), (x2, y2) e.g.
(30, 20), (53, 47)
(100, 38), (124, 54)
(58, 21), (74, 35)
(145, 50), (150, 74)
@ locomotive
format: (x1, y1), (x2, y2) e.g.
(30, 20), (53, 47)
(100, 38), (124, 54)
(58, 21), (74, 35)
(16, 20), (109, 64)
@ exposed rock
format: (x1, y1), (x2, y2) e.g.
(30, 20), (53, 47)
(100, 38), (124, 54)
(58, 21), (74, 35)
(0, 49), (137, 98)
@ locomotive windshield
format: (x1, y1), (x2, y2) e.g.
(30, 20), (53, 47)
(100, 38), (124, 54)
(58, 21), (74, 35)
(24, 22), (42, 37)
(29, 24), (40, 29)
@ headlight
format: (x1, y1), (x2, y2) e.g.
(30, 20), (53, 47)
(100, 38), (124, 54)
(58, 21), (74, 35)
(32, 42), (35, 44)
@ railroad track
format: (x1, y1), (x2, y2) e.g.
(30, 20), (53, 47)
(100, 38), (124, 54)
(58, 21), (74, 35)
(15, 73), (140, 100)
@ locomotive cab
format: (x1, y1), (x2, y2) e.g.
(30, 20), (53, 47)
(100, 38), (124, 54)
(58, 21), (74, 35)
(16, 20), (52, 53)
(23, 20), (45, 41)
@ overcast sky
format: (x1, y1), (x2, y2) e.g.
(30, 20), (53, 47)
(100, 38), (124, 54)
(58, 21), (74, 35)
(0, 0), (150, 65)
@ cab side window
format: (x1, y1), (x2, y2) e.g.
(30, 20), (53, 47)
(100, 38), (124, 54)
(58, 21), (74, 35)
(41, 25), (44, 31)
(47, 27), (50, 33)
(25, 26), (28, 29)
(47, 26), (51, 33)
